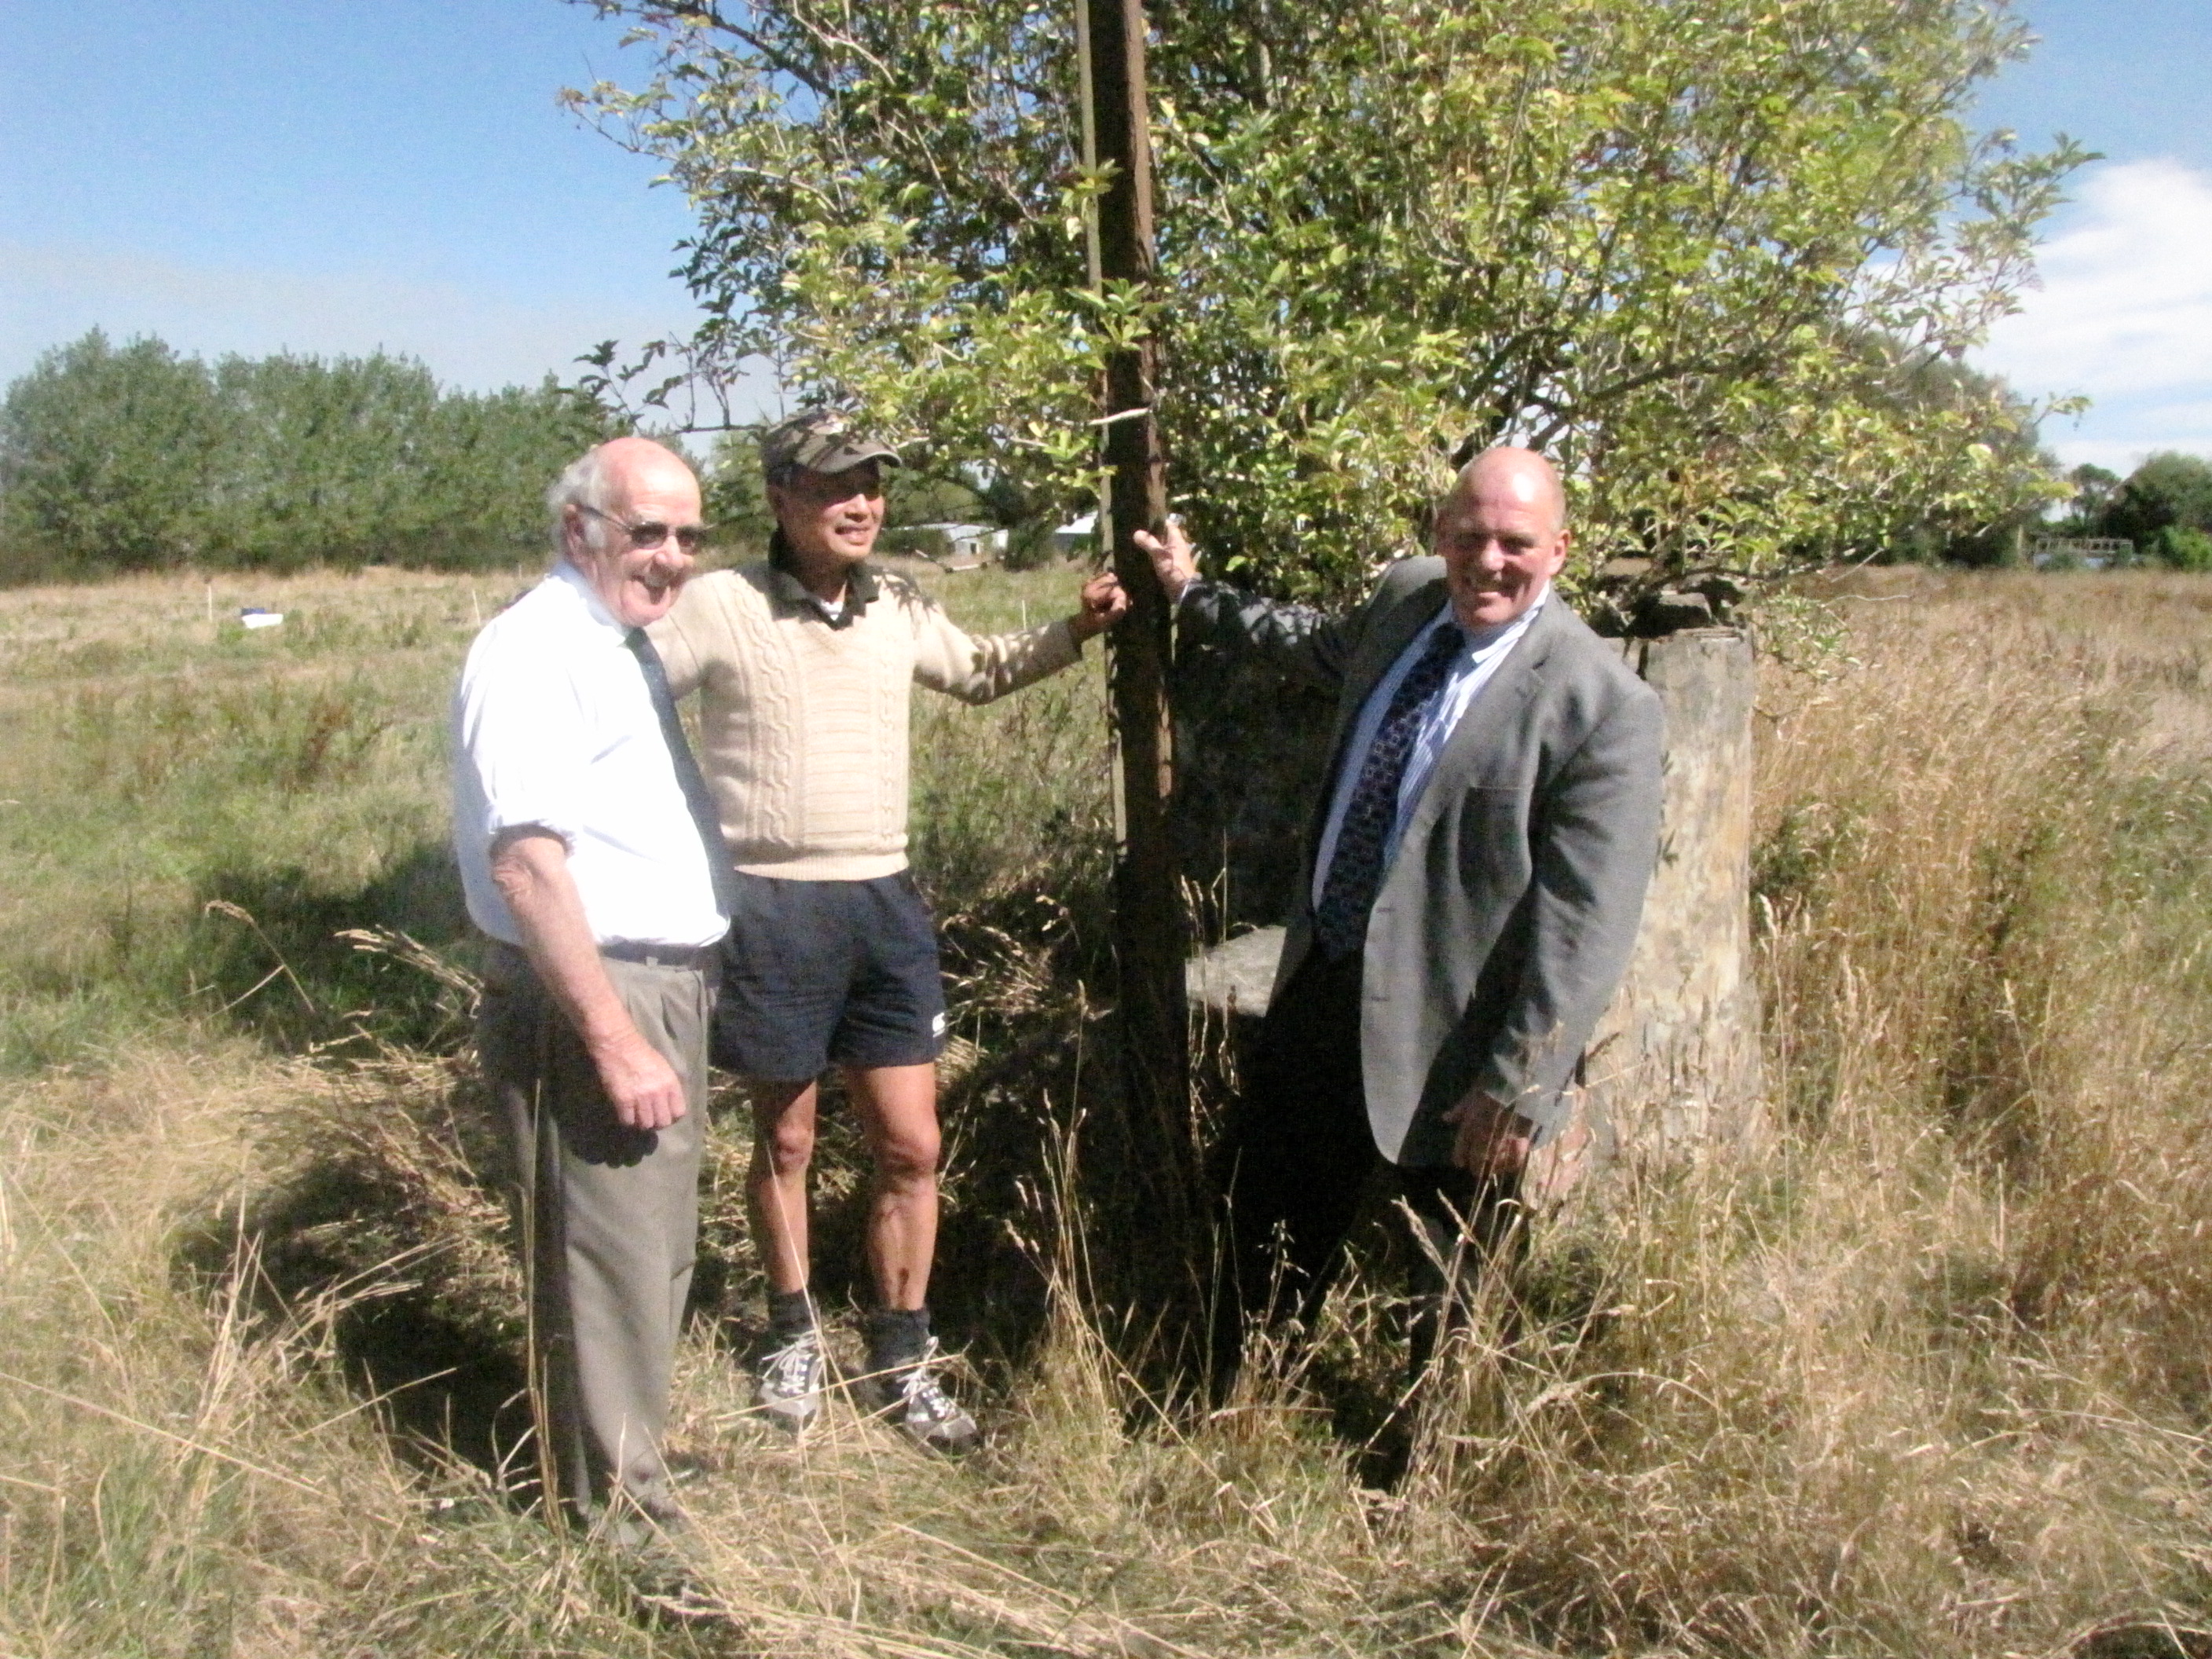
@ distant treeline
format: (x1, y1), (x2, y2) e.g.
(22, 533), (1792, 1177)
(2051, 454), (2212, 572)
(0, 330), (613, 582)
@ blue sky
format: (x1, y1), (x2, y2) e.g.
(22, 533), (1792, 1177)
(2, 1), (2207, 471)
(1973, 0), (2212, 471)
(0, 2), (701, 397)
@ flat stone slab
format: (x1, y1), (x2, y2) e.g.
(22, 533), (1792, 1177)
(1185, 925), (1285, 1020)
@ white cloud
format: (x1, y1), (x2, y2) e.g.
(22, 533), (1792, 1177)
(0, 240), (709, 397)
(2038, 431), (2212, 474)
(2034, 394), (2212, 474)
(1978, 157), (2212, 469)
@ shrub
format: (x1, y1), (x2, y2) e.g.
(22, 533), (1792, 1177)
(2154, 523), (2212, 572)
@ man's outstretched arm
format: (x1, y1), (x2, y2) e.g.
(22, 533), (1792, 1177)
(910, 568), (1128, 705)
(1135, 521), (1357, 693)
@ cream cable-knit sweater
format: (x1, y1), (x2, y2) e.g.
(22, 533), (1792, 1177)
(651, 558), (1083, 881)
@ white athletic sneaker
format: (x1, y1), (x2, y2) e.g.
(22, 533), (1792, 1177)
(861, 1339), (979, 1452)
(755, 1328), (825, 1430)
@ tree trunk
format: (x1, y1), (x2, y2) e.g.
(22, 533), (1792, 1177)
(1086, 0), (1192, 1198)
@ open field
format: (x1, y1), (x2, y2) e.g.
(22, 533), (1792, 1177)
(2, 564), (2212, 1656)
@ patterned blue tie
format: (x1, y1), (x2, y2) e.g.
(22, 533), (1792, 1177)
(1313, 622), (1465, 960)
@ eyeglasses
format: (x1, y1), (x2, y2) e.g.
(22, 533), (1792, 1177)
(577, 502), (711, 553)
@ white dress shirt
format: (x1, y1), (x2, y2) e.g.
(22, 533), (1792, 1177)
(1309, 588), (1547, 911)
(452, 561), (727, 950)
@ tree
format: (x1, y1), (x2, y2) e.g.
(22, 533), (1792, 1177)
(0, 330), (223, 577)
(884, 468), (992, 530)
(2152, 525), (2212, 573)
(2062, 463), (2121, 534)
(569, 0), (2081, 602)
(206, 352), (448, 569)
(0, 331), (610, 580)
(2103, 452), (2212, 551)
(1834, 335), (2056, 566)
(421, 378), (617, 567)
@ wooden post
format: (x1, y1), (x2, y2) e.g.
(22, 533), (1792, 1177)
(1084, 0), (1189, 1165)
(1072, 0), (1104, 292)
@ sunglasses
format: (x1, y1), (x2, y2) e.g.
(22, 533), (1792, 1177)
(578, 502), (711, 553)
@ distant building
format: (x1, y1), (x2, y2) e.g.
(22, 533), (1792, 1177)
(2028, 537), (2132, 570)
(890, 522), (1006, 569)
(1052, 513), (1097, 558)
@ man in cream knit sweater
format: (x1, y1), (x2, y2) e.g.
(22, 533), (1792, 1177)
(651, 410), (1126, 1448)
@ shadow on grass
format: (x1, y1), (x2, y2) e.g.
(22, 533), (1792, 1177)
(172, 1068), (763, 1511)
(190, 840), (478, 1056)
(168, 1042), (555, 1505)
(177, 1185), (541, 1507)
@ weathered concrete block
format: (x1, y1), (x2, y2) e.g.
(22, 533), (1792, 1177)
(1584, 628), (1763, 1166)
(1183, 924), (1286, 1024)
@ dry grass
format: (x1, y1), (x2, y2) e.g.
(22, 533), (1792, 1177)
(3, 565), (2212, 1655)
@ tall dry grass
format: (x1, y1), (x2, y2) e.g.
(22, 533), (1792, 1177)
(2, 566), (2211, 1654)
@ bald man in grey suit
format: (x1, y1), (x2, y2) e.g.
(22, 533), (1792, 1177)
(1140, 448), (1663, 1383)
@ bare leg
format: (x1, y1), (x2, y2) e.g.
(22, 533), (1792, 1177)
(747, 1078), (819, 1295)
(842, 1062), (940, 1311)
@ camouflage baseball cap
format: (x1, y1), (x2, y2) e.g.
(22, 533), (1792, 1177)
(759, 408), (902, 479)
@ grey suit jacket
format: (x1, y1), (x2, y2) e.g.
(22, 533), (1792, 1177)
(1181, 558), (1664, 1163)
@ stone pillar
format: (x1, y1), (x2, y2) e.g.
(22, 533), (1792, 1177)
(1181, 624), (1761, 1175)
(1580, 628), (1762, 1168)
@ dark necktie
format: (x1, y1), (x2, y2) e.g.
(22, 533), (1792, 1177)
(624, 628), (740, 921)
(1313, 621), (1465, 960)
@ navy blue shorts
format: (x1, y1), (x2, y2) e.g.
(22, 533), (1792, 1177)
(709, 870), (947, 1081)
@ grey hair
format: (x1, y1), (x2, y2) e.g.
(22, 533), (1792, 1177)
(545, 445), (619, 558)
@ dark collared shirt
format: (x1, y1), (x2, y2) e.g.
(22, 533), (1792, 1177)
(766, 529), (878, 630)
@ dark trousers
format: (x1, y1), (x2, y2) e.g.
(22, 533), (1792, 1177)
(1210, 948), (1524, 1386)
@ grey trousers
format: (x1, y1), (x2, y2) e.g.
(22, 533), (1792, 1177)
(478, 942), (712, 1524)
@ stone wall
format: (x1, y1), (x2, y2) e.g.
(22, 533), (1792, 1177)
(1168, 624), (1336, 936)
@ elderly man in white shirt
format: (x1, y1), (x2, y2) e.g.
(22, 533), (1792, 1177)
(453, 435), (730, 1538)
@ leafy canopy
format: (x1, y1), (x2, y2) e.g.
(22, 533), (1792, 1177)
(572, 0), (2082, 600)
(2058, 463), (2122, 535)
